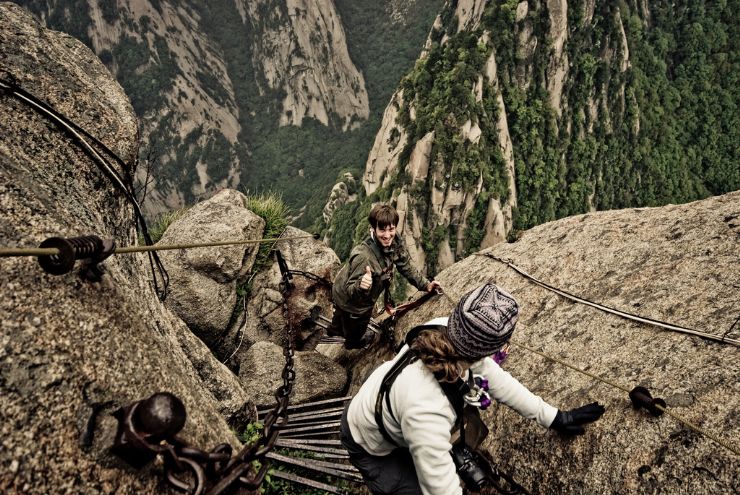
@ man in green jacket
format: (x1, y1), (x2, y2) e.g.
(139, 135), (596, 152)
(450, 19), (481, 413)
(331, 204), (442, 349)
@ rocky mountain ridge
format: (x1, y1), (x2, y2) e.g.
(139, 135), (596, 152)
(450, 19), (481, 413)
(238, 0), (369, 130)
(1, 5), (737, 492)
(362, 0), (634, 274)
(17, 0), (371, 214)
(348, 0), (738, 278)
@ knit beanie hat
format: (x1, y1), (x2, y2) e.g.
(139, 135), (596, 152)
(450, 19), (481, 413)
(447, 284), (519, 360)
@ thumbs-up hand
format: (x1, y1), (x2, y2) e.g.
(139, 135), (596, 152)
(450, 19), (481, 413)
(360, 265), (373, 291)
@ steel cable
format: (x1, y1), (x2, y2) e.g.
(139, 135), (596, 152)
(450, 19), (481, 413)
(477, 253), (740, 347)
(0, 78), (169, 298)
(0, 234), (316, 258)
(510, 339), (738, 457)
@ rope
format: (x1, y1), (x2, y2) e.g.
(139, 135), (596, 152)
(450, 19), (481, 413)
(509, 339), (739, 457)
(223, 295), (249, 365)
(222, 267), (263, 365)
(0, 234), (316, 258)
(478, 253), (740, 347)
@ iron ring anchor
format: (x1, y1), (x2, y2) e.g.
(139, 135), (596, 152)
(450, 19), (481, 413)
(629, 386), (666, 417)
(37, 235), (115, 279)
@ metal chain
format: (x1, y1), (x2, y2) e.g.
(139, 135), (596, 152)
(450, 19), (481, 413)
(285, 269), (333, 287)
(111, 251), (299, 493)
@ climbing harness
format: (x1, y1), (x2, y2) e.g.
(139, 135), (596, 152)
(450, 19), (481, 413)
(479, 253), (740, 347)
(0, 77), (169, 299)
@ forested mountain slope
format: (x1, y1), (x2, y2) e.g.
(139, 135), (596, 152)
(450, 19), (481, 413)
(13, 0), (441, 222)
(327, 0), (738, 279)
(11, 0), (737, 269)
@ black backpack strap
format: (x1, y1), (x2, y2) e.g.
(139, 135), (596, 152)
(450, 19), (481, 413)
(374, 349), (418, 446)
(375, 324), (471, 448)
(405, 324), (447, 345)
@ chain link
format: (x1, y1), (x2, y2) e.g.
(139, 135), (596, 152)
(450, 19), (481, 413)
(111, 250), (299, 494)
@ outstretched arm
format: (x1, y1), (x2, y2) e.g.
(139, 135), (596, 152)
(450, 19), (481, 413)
(472, 358), (604, 433)
(472, 358), (558, 427)
(393, 238), (431, 291)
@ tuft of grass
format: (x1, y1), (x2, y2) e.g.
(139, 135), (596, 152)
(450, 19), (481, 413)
(239, 421), (264, 446)
(140, 208), (187, 245)
(244, 192), (291, 273)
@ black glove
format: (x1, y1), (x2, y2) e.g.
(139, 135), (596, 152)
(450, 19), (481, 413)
(550, 402), (605, 435)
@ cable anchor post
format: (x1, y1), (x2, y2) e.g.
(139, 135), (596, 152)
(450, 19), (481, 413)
(629, 386), (666, 417)
(111, 392), (187, 468)
(37, 235), (115, 280)
(275, 249), (293, 291)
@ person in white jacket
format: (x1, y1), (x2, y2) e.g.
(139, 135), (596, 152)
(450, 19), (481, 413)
(340, 283), (605, 495)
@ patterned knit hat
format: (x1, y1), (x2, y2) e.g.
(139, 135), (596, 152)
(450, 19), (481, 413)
(447, 284), (519, 360)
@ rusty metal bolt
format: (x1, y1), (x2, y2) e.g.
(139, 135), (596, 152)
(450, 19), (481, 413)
(629, 386), (666, 417)
(134, 392), (187, 439)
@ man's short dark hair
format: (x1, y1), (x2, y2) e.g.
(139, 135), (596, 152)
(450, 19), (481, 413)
(368, 204), (399, 229)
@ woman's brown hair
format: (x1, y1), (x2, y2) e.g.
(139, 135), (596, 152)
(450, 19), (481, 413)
(410, 330), (467, 383)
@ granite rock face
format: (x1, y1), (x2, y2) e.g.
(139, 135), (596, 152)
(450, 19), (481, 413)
(0, 5), (249, 493)
(158, 189), (264, 348)
(238, 341), (348, 407)
(347, 192), (739, 494)
(236, 0), (369, 130)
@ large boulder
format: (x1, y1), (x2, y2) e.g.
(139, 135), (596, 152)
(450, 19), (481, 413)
(0, 4), (250, 493)
(347, 192), (739, 493)
(220, 225), (341, 367)
(158, 189), (265, 348)
(221, 223), (349, 405)
(238, 342), (348, 407)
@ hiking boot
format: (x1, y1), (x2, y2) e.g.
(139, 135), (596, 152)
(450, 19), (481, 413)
(344, 330), (375, 350)
(326, 325), (343, 338)
(359, 330), (376, 349)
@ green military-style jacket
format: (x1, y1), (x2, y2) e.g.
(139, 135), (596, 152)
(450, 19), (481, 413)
(332, 233), (429, 315)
